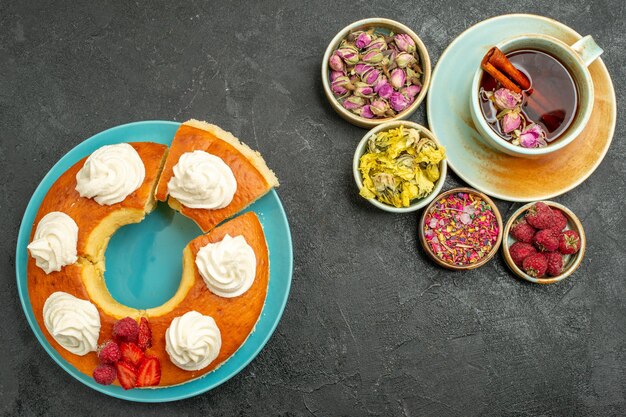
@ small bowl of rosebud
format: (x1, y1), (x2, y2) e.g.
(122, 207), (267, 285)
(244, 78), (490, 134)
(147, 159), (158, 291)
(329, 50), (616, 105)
(502, 201), (586, 284)
(322, 18), (431, 128)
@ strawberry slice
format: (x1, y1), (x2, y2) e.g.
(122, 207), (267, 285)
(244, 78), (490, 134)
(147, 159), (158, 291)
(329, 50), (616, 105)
(138, 317), (152, 350)
(115, 361), (137, 390)
(136, 357), (161, 387)
(119, 342), (144, 367)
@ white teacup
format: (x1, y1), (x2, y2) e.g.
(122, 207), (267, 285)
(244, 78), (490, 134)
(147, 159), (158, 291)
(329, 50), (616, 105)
(469, 34), (603, 158)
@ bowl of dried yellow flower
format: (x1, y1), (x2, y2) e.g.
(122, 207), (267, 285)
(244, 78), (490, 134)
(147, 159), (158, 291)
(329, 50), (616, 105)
(353, 120), (447, 213)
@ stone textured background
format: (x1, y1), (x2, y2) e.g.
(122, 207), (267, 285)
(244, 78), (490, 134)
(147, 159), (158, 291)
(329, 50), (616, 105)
(1, 0), (624, 416)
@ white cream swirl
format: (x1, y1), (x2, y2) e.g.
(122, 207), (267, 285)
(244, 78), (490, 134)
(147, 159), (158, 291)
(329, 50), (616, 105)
(165, 311), (222, 371)
(167, 150), (237, 209)
(195, 234), (257, 298)
(43, 292), (101, 356)
(75, 143), (145, 205)
(27, 212), (78, 274)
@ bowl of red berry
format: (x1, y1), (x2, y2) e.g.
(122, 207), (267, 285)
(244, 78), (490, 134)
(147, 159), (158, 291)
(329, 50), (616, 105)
(502, 201), (585, 284)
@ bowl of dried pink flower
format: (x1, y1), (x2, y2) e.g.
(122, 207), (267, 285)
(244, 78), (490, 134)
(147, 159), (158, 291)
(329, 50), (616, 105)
(322, 18), (431, 128)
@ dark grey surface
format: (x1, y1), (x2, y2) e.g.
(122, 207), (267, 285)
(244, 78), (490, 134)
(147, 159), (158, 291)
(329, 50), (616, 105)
(1, 0), (624, 415)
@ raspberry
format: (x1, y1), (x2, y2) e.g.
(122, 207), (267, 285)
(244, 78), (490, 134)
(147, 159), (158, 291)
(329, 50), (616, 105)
(93, 364), (117, 385)
(559, 230), (581, 255)
(533, 229), (560, 252)
(525, 202), (555, 230)
(551, 209), (568, 232)
(509, 242), (537, 267)
(510, 219), (536, 243)
(113, 317), (139, 344)
(98, 340), (121, 365)
(523, 253), (548, 278)
(546, 252), (564, 277)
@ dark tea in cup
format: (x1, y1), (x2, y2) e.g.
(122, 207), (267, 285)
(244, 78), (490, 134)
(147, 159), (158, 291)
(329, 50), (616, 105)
(479, 49), (578, 148)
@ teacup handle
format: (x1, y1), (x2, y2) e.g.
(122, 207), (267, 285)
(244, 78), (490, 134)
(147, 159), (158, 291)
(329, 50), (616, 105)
(571, 35), (603, 66)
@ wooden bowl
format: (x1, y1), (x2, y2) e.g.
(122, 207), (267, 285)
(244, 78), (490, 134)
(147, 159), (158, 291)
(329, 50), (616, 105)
(418, 187), (503, 270)
(321, 18), (431, 128)
(502, 201), (586, 284)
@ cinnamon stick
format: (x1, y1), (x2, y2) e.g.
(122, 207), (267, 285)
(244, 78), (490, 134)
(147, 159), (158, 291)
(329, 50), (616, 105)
(480, 47), (551, 117)
(481, 61), (522, 94)
(485, 47), (531, 90)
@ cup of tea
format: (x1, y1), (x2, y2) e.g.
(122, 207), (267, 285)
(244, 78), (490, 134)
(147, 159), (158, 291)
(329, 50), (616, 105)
(469, 34), (603, 158)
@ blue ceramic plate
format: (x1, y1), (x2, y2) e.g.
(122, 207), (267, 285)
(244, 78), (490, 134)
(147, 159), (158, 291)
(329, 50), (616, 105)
(427, 14), (616, 201)
(15, 121), (293, 402)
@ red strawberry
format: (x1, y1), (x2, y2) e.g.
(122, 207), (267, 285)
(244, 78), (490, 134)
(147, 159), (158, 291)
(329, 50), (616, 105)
(546, 252), (564, 277)
(533, 229), (560, 252)
(509, 242), (537, 267)
(93, 364), (117, 385)
(525, 202), (555, 230)
(115, 361), (137, 390)
(559, 230), (581, 255)
(510, 219), (536, 243)
(138, 317), (152, 351)
(113, 317), (139, 344)
(97, 341), (121, 365)
(136, 357), (161, 387)
(551, 209), (568, 232)
(120, 342), (144, 367)
(523, 253), (548, 278)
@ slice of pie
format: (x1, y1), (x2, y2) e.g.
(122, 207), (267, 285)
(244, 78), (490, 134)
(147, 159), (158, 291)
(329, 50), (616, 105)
(155, 120), (279, 232)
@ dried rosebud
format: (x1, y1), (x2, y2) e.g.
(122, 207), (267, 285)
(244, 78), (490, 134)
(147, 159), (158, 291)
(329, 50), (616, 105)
(402, 84), (421, 97)
(354, 105), (375, 118)
(331, 76), (352, 96)
(330, 71), (345, 82)
(343, 96), (365, 110)
(394, 34), (416, 53)
(502, 111), (522, 133)
(390, 68), (406, 89)
(354, 63), (373, 77)
(519, 124), (547, 148)
(390, 91), (411, 112)
(396, 52), (416, 68)
(353, 82), (374, 98)
(355, 32), (372, 49)
(367, 37), (388, 52)
(336, 45), (359, 65)
(377, 82), (394, 99)
(406, 67), (421, 85)
(362, 68), (381, 85)
(362, 49), (384, 64)
(370, 99), (389, 116)
(329, 52), (344, 72)
(493, 88), (522, 110)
